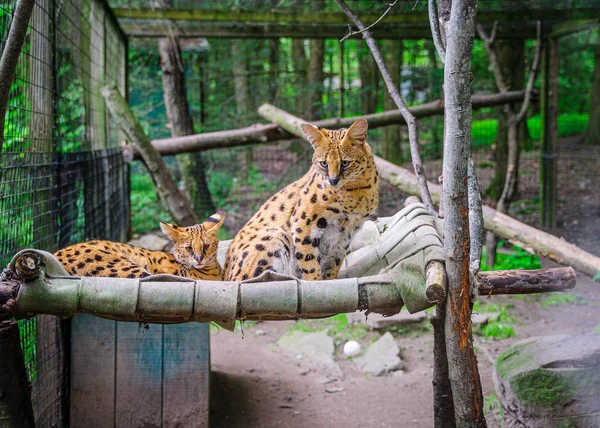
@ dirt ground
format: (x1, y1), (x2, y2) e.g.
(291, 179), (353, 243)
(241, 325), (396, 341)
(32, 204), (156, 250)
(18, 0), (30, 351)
(210, 137), (600, 428)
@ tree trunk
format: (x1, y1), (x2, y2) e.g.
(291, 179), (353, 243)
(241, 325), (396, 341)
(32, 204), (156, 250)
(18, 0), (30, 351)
(307, 39), (325, 120)
(383, 39), (404, 165)
(441, 0), (487, 425)
(292, 39), (308, 117)
(358, 40), (379, 114)
(159, 37), (215, 219)
(101, 86), (198, 227)
(487, 39), (525, 200)
(584, 37), (600, 145)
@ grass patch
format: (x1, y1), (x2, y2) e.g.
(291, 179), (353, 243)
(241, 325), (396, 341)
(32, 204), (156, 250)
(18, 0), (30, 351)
(484, 392), (504, 422)
(481, 243), (541, 272)
(473, 301), (517, 340)
(288, 314), (370, 342)
(540, 292), (578, 308)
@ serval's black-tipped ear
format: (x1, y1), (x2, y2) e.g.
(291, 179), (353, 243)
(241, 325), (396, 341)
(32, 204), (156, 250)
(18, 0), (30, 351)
(344, 118), (368, 147)
(160, 222), (182, 242)
(301, 123), (326, 150)
(203, 210), (226, 233)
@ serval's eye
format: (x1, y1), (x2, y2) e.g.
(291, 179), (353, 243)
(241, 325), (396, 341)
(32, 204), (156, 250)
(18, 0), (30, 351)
(186, 246), (193, 254)
(319, 161), (328, 168)
(341, 160), (351, 168)
(203, 245), (209, 253)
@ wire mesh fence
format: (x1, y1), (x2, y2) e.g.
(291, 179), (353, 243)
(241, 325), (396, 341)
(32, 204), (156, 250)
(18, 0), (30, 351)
(1, 0), (128, 425)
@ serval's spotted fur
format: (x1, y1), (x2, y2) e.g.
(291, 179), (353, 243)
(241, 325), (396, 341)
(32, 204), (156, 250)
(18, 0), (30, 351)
(224, 119), (378, 281)
(55, 211), (226, 280)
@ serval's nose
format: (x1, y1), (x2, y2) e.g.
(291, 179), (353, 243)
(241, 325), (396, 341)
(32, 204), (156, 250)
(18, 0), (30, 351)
(195, 254), (204, 263)
(328, 176), (340, 186)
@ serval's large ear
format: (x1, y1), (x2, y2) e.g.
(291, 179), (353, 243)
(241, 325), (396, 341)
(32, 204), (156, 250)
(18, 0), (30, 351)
(203, 209), (226, 233)
(343, 118), (368, 147)
(160, 222), (184, 243)
(301, 123), (326, 150)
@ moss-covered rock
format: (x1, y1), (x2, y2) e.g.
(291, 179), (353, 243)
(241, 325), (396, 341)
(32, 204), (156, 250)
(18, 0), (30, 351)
(494, 334), (600, 427)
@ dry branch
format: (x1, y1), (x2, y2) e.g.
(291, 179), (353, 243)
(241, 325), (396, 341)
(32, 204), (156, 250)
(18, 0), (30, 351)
(335, 0), (436, 214)
(101, 85), (198, 226)
(428, 0), (446, 64)
(0, 251), (576, 323)
(375, 156), (600, 279)
(128, 91), (527, 160)
(0, 0), (36, 152)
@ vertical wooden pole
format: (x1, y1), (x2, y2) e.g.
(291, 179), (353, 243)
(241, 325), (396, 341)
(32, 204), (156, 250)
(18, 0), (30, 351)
(540, 37), (559, 230)
(0, 322), (35, 428)
(441, 0), (487, 426)
(338, 41), (345, 118)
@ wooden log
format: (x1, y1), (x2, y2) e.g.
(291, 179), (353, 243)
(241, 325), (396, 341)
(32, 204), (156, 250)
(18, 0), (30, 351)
(128, 91), (526, 160)
(0, 322), (35, 428)
(101, 85), (198, 227)
(375, 156), (600, 280)
(0, 253), (577, 325)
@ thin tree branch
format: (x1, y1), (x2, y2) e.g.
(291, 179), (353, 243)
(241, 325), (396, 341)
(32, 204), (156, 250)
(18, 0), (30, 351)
(476, 22), (508, 93)
(428, 0), (446, 64)
(340, 0), (399, 42)
(335, 0), (436, 214)
(515, 21), (542, 124)
(468, 158), (484, 273)
(0, 0), (36, 152)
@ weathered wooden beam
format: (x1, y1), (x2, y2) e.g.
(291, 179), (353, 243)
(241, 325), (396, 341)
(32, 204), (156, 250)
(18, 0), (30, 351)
(112, 8), (599, 26)
(117, 20), (541, 40)
(550, 19), (599, 39)
(0, 252), (576, 324)
(131, 90), (526, 160)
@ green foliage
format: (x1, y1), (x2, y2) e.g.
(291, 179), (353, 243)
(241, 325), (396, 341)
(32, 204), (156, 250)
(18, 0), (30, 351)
(484, 392), (504, 422)
(593, 323), (600, 334)
(130, 172), (171, 235)
(481, 322), (516, 339)
(288, 313), (369, 342)
(473, 301), (517, 339)
(481, 244), (541, 271)
(540, 292), (578, 308)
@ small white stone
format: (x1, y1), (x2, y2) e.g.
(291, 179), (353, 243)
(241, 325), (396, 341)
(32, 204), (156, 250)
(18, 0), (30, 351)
(255, 329), (266, 336)
(343, 340), (361, 357)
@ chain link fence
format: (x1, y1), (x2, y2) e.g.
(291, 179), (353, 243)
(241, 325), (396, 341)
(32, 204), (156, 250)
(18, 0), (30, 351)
(1, 0), (128, 425)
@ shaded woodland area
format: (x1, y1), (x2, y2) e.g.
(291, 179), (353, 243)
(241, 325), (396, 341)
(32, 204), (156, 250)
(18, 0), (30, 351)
(0, 0), (599, 427)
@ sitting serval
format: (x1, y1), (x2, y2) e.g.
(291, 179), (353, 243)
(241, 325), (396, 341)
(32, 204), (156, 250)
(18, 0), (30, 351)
(224, 118), (378, 281)
(55, 211), (226, 280)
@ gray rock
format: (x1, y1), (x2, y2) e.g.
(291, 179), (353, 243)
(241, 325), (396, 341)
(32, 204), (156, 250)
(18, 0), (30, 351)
(128, 233), (169, 251)
(471, 312), (500, 326)
(346, 310), (427, 330)
(494, 334), (600, 428)
(277, 329), (343, 379)
(354, 332), (404, 376)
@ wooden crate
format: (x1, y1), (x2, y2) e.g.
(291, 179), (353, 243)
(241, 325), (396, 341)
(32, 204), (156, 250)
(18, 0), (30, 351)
(70, 315), (210, 427)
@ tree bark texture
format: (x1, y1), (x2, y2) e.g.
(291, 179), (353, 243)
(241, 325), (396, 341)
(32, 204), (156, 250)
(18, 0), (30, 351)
(128, 91), (527, 160)
(584, 36), (600, 145)
(231, 39), (253, 181)
(101, 86), (198, 227)
(441, 1), (487, 426)
(0, 322), (36, 428)
(307, 39), (325, 120)
(0, 0), (36, 152)
(383, 39), (404, 165)
(159, 37), (215, 219)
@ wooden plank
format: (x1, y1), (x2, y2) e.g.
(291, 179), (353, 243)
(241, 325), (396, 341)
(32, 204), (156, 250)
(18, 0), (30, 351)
(115, 322), (163, 428)
(70, 315), (116, 428)
(162, 323), (210, 428)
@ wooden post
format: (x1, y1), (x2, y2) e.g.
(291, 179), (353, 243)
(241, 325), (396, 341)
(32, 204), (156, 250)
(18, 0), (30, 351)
(441, 0), (487, 426)
(540, 37), (559, 230)
(0, 322), (35, 428)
